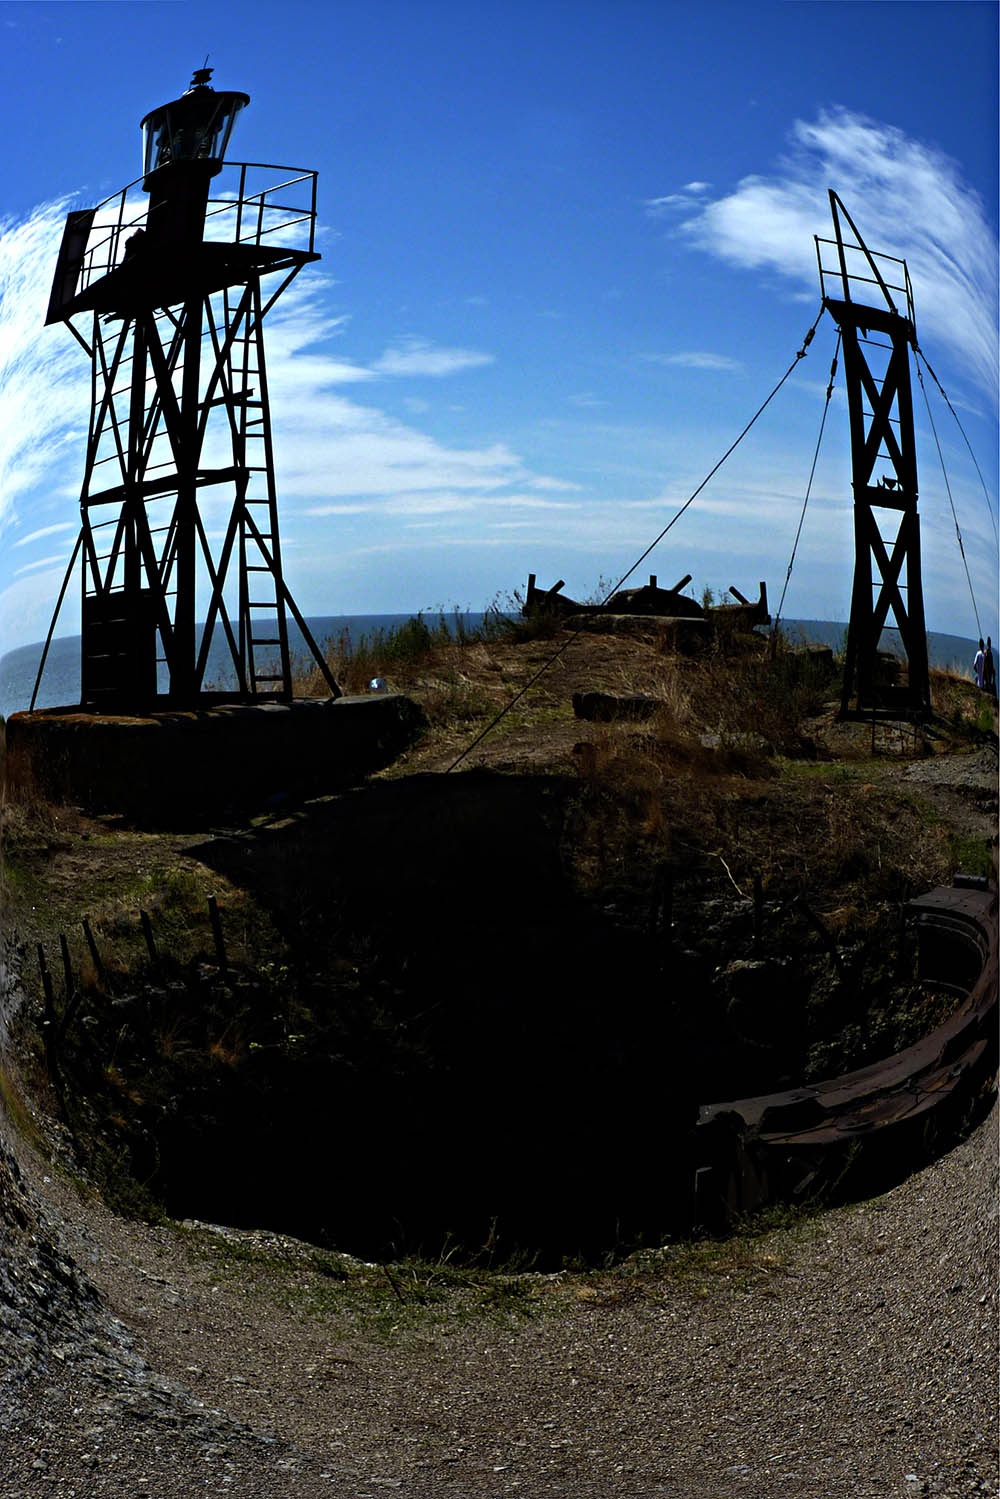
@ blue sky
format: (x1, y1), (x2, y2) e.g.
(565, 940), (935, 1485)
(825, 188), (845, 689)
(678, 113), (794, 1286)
(0, 0), (996, 654)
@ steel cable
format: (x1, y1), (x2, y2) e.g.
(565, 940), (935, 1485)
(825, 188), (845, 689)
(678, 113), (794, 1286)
(446, 305), (828, 773)
(915, 357), (983, 641)
(773, 331), (841, 636)
(915, 348), (998, 550)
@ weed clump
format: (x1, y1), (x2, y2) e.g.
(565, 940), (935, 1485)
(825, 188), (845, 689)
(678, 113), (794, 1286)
(293, 606), (518, 697)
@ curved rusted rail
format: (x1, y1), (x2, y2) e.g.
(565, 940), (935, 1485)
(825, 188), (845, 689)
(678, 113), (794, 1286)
(694, 878), (997, 1225)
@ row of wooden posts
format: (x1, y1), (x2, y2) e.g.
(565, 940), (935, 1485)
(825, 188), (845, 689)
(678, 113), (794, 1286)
(29, 897), (233, 1127)
(36, 896), (231, 1067)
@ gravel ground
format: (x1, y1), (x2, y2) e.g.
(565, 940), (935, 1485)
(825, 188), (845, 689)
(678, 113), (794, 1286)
(902, 745), (999, 845)
(0, 1080), (995, 1498)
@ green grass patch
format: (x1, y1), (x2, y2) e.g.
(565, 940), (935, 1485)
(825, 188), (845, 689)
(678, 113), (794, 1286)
(0, 1065), (50, 1158)
(177, 1207), (828, 1334)
(179, 1226), (547, 1340)
(90, 1141), (167, 1224)
(949, 832), (994, 879)
(566, 1204), (824, 1304)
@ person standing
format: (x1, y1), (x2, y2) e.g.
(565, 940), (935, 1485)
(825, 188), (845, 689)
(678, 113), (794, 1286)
(974, 638), (985, 689)
(983, 637), (996, 698)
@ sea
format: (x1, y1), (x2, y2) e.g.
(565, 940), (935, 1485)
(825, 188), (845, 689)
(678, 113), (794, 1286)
(0, 614), (978, 722)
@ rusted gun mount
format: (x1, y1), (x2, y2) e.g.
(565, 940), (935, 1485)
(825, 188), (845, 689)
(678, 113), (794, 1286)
(695, 879), (997, 1226)
(523, 573), (769, 632)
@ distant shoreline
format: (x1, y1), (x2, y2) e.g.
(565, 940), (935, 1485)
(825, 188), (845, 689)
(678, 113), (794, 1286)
(0, 614), (978, 720)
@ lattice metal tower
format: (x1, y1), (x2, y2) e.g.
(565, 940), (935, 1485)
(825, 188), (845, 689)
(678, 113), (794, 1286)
(40, 68), (338, 711)
(817, 191), (931, 718)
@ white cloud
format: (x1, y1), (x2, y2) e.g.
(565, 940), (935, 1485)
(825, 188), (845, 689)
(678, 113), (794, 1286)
(14, 552), (70, 576)
(13, 520), (76, 548)
(675, 107), (999, 400)
(526, 475), (581, 492)
(644, 352), (743, 371)
(0, 200), (91, 541)
(372, 337), (494, 377)
(305, 490), (577, 519)
(568, 392), (608, 408)
(389, 491), (576, 516)
(298, 503), (371, 517)
(644, 182), (711, 216)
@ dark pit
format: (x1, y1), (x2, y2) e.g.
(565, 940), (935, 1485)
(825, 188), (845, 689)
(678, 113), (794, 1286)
(45, 773), (966, 1267)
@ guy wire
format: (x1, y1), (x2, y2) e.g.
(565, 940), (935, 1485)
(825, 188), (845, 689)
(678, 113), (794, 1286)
(915, 348), (998, 550)
(773, 330), (841, 636)
(446, 305), (828, 773)
(915, 357), (982, 641)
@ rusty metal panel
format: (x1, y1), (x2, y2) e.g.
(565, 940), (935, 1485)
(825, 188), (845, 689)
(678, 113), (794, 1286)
(695, 881), (997, 1222)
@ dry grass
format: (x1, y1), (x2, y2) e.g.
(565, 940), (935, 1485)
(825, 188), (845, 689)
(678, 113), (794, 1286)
(0, 739), (62, 908)
(929, 665), (997, 741)
(292, 611), (514, 698)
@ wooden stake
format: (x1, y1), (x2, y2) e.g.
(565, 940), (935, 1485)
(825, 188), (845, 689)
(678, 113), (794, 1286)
(59, 933), (73, 1004)
(82, 917), (106, 984)
(207, 896), (228, 975)
(57, 933), (85, 1049)
(37, 944), (54, 1025)
(140, 910), (159, 968)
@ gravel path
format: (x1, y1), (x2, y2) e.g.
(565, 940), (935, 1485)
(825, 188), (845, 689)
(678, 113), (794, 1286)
(902, 745), (999, 848)
(0, 1081), (995, 1498)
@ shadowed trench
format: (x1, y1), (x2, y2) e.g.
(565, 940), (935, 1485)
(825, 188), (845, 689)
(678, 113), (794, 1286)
(29, 770), (975, 1268)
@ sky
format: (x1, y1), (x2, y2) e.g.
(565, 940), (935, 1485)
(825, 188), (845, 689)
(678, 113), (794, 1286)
(0, 0), (997, 657)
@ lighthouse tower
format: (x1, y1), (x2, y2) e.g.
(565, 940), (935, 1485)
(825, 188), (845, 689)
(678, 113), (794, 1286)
(42, 68), (338, 711)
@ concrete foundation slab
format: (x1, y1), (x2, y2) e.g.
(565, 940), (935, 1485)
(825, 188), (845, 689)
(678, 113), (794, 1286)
(4, 694), (426, 825)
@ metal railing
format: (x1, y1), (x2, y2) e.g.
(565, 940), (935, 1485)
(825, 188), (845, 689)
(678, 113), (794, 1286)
(815, 233), (915, 327)
(73, 161), (319, 295)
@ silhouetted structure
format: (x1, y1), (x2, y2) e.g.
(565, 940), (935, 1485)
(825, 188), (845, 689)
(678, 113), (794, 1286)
(39, 68), (337, 711)
(817, 192), (931, 718)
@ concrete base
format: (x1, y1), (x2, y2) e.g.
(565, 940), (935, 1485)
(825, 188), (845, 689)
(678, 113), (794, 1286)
(4, 694), (426, 825)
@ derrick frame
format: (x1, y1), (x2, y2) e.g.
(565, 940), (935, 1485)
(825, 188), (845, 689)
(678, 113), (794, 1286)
(817, 191), (931, 719)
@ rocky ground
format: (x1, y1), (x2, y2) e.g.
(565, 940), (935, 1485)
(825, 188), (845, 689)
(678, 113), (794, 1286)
(0, 631), (996, 1496)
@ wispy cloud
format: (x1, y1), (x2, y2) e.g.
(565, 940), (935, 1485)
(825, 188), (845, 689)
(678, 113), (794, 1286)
(372, 337), (494, 377)
(0, 200), (90, 541)
(668, 107), (999, 399)
(305, 491), (578, 519)
(13, 520), (76, 548)
(528, 476), (580, 492)
(643, 352), (743, 372)
(14, 552), (70, 576)
(568, 392), (608, 408)
(644, 182), (711, 215)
